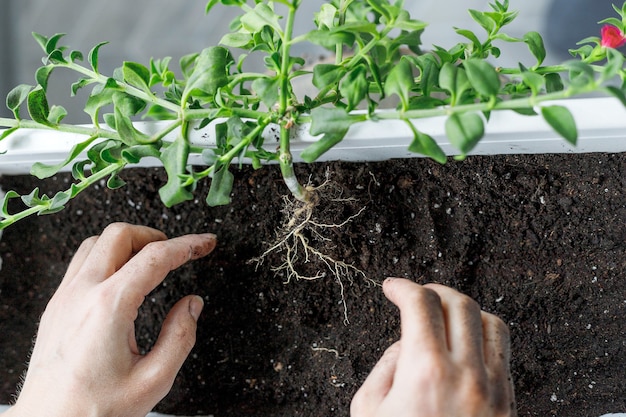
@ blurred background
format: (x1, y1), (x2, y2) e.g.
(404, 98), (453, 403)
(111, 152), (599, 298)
(0, 0), (617, 122)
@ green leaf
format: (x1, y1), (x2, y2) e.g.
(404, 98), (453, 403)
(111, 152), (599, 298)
(106, 172), (127, 190)
(1, 190), (21, 218)
(88, 41), (109, 73)
(0, 127), (18, 141)
(445, 112), (485, 154)
(21, 188), (45, 208)
(71, 78), (94, 96)
(122, 61), (152, 95)
(113, 93), (150, 145)
(31, 136), (98, 179)
(468, 9), (496, 34)
(304, 29), (355, 49)
(309, 107), (364, 135)
(159, 135), (194, 207)
(27, 86), (54, 127)
(84, 84), (116, 124)
(439, 63), (470, 104)
(35, 65), (55, 92)
(207, 163), (234, 206)
(339, 65), (368, 111)
(541, 105), (577, 145)
(602, 48), (625, 81)
(406, 121), (446, 164)
(6, 84), (32, 119)
(300, 130), (347, 163)
(316, 3), (337, 29)
(183, 47), (231, 102)
(523, 31), (546, 67)
(312, 64), (346, 90)
(240, 3), (282, 33)
(32, 33), (49, 52)
(521, 71), (544, 96)
(47, 105), (67, 125)
(220, 32), (254, 48)
(251, 76), (280, 107)
(605, 85), (626, 107)
(414, 54), (439, 97)
(205, 0), (219, 14)
(464, 59), (500, 98)
(44, 33), (66, 54)
(545, 73), (564, 93)
(384, 57), (414, 109)
(455, 28), (482, 50)
(122, 144), (161, 164)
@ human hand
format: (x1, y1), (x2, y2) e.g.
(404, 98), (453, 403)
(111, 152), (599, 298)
(4, 223), (216, 417)
(351, 278), (516, 417)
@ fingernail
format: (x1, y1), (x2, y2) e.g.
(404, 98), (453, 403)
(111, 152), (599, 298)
(384, 277), (396, 285)
(189, 295), (204, 321)
(201, 233), (217, 240)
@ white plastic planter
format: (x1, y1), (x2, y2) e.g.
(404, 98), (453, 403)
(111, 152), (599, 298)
(1, 97), (626, 176)
(1, 97), (626, 417)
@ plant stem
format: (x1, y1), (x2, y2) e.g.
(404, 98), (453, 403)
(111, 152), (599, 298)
(277, 4), (306, 201)
(279, 125), (306, 200)
(0, 118), (121, 139)
(64, 62), (180, 114)
(0, 161), (124, 229)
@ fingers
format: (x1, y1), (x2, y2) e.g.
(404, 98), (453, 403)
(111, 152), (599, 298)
(350, 341), (400, 416)
(482, 312), (516, 414)
(58, 236), (98, 289)
(383, 278), (447, 354)
(111, 232), (217, 308)
(77, 223), (168, 283)
(425, 283), (485, 363)
(136, 295), (204, 401)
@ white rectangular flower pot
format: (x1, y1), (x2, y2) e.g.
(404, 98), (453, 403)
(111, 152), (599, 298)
(1, 97), (625, 417)
(1, 97), (626, 177)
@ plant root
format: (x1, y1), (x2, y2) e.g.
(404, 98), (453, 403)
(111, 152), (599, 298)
(252, 175), (374, 324)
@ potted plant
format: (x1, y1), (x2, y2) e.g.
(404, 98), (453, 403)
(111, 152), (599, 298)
(1, 1), (626, 416)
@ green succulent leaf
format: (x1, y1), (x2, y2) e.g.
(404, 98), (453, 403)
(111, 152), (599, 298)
(122, 61), (152, 95)
(88, 41), (109, 73)
(541, 105), (577, 145)
(35, 65), (55, 92)
(339, 65), (368, 111)
(183, 47), (231, 102)
(523, 31), (546, 67)
(464, 59), (500, 98)
(406, 121), (447, 164)
(312, 64), (346, 90)
(300, 130), (347, 163)
(31, 136), (98, 179)
(27, 86), (54, 127)
(384, 57), (414, 110)
(445, 112), (485, 154)
(207, 162), (234, 206)
(159, 135), (194, 207)
(6, 84), (32, 119)
(251, 76), (280, 108)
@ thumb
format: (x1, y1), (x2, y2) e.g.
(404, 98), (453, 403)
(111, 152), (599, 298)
(137, 295), (204, 399)
(351, 341), (400, 416)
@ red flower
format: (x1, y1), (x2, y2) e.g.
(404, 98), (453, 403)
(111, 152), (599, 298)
(601, 24), (626, 48)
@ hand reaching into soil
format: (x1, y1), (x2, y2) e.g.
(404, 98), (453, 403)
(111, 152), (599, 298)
(3, 223), (216, 417)
(351, 278), (516, 417)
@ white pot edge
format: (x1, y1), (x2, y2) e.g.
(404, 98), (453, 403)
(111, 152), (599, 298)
(0, 97), (625, 176)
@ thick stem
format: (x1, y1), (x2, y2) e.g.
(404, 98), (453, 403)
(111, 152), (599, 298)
(277, 4), (306, 202)
(279, 125), (306, 201)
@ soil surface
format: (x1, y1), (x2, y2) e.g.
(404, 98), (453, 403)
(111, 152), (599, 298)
(1, 153), (625, 417)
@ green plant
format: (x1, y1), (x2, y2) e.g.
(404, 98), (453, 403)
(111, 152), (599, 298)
(1, 0), (626, 229)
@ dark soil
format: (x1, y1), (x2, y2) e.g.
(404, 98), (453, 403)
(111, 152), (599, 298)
(1, 153), (625, 417)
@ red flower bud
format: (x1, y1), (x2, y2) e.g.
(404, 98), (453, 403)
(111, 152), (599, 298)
(601, 24), (626, 49)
